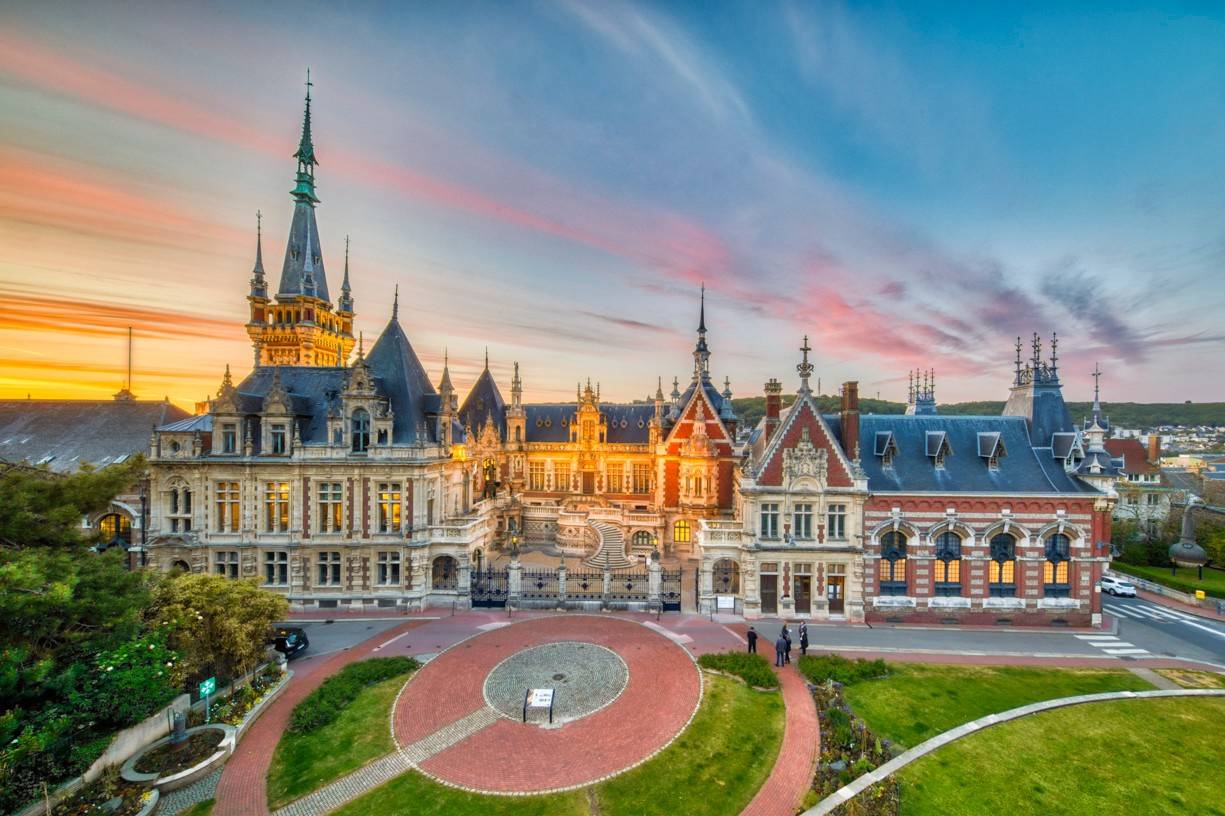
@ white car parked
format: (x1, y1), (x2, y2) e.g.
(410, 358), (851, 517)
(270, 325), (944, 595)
(1100, 575), (1138, 597)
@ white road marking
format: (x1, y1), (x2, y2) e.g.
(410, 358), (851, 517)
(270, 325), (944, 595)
(1101, 648), (1150, 655)
(373, 631), (411, 651)
(1075, 634), (1119, 641)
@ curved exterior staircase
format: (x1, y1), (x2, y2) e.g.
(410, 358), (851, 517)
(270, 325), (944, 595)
(584, 521), (635, 569)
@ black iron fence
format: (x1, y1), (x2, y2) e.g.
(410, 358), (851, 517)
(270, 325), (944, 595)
(520, 569), (560, 602)
(566, 569), (604, 602)
(607, 569), (649, 606)
(660, 569), (683, 611)
(470, 567), (509, 608)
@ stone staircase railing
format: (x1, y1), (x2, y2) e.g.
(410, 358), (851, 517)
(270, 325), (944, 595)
(585, 521), (635, 569)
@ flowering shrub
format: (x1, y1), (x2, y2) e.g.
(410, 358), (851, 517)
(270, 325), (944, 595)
(189, 664), (284, 727)
(69, 629), (184, 729)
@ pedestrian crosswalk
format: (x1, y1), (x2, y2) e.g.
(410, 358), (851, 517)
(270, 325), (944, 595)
(1072, 632), (1150, 657)
(1104, 599), (1225, 640)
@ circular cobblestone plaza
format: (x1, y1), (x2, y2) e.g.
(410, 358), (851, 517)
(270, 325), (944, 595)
(391, 615), (702, 794)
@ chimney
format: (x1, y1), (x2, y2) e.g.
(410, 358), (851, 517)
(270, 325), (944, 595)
(1147, 433), (1160, 465)
(841, 381), (860, 460)
(764, 378), (782, 444)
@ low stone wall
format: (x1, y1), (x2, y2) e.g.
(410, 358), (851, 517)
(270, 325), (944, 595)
(865, 610), (1092, 628)
(1107, 568), (1203, 606)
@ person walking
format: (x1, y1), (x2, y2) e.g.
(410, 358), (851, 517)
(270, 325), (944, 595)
(799, 621), (809, 656)
(774, 633), (787, 667)
(782, 625), (792, 664)
(746, 626), (758, 654)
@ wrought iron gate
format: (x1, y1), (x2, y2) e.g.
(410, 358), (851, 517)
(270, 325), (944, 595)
(606, 569), (649, 608)
(660, 569), (682, 611)
(520, 569), (559, 604)
(470, 567), (509, 608)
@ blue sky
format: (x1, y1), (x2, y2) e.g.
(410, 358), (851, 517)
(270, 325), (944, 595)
(1, 1), (1222, 406)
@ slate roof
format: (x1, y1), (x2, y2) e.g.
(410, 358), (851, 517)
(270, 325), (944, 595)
(523, 404), (653, 444)
(0, 399), (190, 472)
(277, 201), (331, 302)
(459, 369), (506, 440)
(1002, 380), (1074, 448)
(1162, 469), (1202, 496)
(668, 377), (725, 423)
(850, 414), (1100, 494)
(160, 415), (213, 433)
(231, 367), (347, 445)
(364, 315), (438, 443)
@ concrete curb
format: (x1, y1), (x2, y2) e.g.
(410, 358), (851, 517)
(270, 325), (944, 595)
(801, 688), (1225, 816)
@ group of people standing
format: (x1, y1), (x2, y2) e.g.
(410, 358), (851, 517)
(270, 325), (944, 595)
(744, 622), (808, 667)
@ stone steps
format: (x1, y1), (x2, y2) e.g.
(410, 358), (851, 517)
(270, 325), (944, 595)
(585, 521), (635, 570)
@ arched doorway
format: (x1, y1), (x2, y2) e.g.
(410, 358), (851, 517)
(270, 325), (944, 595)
(713, 558), (740, 594)
(170, 560), (191, 574)
(432, 555), (459, 590)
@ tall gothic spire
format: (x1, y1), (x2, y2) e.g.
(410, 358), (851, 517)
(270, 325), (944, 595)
(291, 69), (320, 205)
(249, 210), (266, 298)
(338, 235), (353, 313)
(692, 283), (710, 381)
(392, 284), (399, 320)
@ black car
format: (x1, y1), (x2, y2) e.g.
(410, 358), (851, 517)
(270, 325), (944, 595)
(271, 626), (310, 659)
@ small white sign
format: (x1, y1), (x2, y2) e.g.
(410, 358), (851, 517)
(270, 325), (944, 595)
(716, 595), (735, 611)
(527, 688), (554, 707)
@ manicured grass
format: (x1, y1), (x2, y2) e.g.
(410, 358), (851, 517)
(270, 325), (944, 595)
(1156, 668), (1225, 689)
(844, 663), (1153, 747)
(330, 674), (786, 816)
(1111, 563), (1225, 599)
(696, 651), (779, 689)
(897, 697), (1225, 815)
(267, 673), (411, 808)
(797, 654), (889, 686)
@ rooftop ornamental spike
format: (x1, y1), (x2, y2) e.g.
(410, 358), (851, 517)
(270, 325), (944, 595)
(291, 69), (320, 204)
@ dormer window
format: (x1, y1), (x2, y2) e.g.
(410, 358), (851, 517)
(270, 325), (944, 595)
(875, 431), (898, 468)
(977, 432), (1006, 470)
(270, 423), (287, 455)
(926, 431), (951, 469)
(221, 423), (237, 454)
(352, 409), (371, 453)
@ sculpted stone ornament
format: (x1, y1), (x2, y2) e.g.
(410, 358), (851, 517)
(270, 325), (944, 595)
(782, 426), (828, 486)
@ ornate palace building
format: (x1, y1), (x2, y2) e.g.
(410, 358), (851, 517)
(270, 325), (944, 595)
(144, 83), (1115, 626)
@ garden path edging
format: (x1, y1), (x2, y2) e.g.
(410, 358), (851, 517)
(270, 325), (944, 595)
(801, 688), (1225, 816)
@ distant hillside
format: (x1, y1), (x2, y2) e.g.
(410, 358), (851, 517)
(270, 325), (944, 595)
(731, 397), (1225, 431)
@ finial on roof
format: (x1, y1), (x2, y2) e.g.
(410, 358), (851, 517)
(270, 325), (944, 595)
(656, 376), (664, 401)
(392, 284), (399, 319)
(1050, 331), (1059, 377)
(698, 282), (707, 334)
(439, 347), (453, 393)
(253, 210), (264, 277)
(796, 334), (814, 392)
(484, 346), (489, 371)
(723, 376), (732, 399)
(291, 69), (320, 204)
(1091, 362), (1102, 409)
(1014, 336), (1023, 385)
(357, 331), (364, 360)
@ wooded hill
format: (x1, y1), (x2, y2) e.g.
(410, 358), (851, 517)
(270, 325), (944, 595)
(730, 397), (1225, 432)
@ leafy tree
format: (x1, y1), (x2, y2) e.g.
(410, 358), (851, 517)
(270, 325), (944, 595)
(151, 573), (288, 684)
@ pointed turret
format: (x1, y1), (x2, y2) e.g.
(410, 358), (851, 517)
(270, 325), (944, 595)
(511, 361), (522, 407)
(291, 69), (319, 205)
(692, 283), (710, 381)
(1003, 332), (1072, 448)
(249, 210), (267, 299)
(337, 235), (353, 315)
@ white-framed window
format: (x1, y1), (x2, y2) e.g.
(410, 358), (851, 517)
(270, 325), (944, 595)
(317, 551), (342, 586)
(377, 551), (401, 585)
(318, 482), (344, 533)
(528, 461), (546, 491)
(377, 482), (401, 533)
(214, 550), (239, 578)
(270, 423), (288, 455)
(215, 481), (240, 532)
(264, 550), (288, 585)
(221, 423), (237, 454)
(264, 482), (289, 532)
(794, 503), (813, 540)
(827, 504), (847, 540)
(760, 503), (780, 539)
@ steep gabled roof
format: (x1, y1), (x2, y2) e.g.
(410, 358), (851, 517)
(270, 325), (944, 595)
(459, 368), (506, 440)
(365, 315), (437, 443)
(1104, 438), (1160, 475)
(753, 392), (855, 487)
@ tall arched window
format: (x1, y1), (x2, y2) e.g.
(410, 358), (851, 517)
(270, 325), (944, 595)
(632, 530), (654, 549)
(673, 519), (692, 543)
(713, 558), (741, 594)
(880, 531), (908, 596)
(98, 513), (131, 546)
(989, 533), (1017, 596)
(934, 531), (962, 596)
(1043, 533), (1071, 597)
(351, 409), (371, 453)
(431, 555), (458, 590)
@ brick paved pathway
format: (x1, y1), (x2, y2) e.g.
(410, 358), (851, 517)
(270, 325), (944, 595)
(740, 664), (820, 816)
(395, 615), (702, 794)
(211, 619), (427, 816)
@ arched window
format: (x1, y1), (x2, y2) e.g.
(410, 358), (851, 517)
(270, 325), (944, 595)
(170, 559), (191, 574)
(632, 530), (654, 549)
(431, 555), (458, 590)
(673, 519), (692, 544)
(934, 531), (962, 596)
(713, 558), (741, 594)
(1043, 533), (1071, 597)
(879, 531), (908, 596)
(351, 409), (371, 453)
(98, 513), (131, 546)
(989, 533), (1017, 596)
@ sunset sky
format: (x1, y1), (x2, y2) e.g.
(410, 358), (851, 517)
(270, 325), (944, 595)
(2, 2), (1224, 409)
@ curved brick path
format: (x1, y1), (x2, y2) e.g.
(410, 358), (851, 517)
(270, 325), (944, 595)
(740, 664), (820, 816)
(393, 615), (702, 793)
(212, 619), (428, 816)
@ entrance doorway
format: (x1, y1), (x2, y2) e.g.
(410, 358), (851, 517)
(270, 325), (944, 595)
(827, 576), (845, 614)
(761, 574), (778, 614)
(582, 471), (595, 495)
(794, 575), (811, 615)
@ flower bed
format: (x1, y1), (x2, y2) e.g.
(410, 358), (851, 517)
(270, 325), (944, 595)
(49, 769), (157, 816)
(132, 730), (222, 776)
(802, 656), (899, 816)
(189, 664), (284, 727)
(696, 652), (779, 690)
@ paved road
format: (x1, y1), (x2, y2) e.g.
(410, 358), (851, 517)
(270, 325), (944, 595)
(1100, 596), (1225, 666)
(278, 618), (406, 662)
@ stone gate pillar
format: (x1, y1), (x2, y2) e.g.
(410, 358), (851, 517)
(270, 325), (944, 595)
(508, 558), (522, 607)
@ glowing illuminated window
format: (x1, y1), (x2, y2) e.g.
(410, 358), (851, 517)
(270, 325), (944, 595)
(264, 482), (290, 532)
(528, 461), (545, 491)
(880, 532), (908, 596)
(215, 482), (240, 532)
(1043, 533), (1071, 597)
(934, 532), (962, 596)
(632, 463), (651, 493)
(318, 482), (344, 533)
(989, 533), (1017, 596)
(377, 483), (401, 533)
(607, 462), (624, 493)
(553, 461), (570, 492)
(673, 519), (692, 543)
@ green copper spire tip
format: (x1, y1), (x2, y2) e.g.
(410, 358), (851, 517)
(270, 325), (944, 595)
(291, 69), (320, 204)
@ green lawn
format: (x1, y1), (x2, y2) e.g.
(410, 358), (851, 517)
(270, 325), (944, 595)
(897, 697), (1225, 815)
(178, 801), (213, 816)
(267, 673), (411, 808)
(844, 663), (1153, 747)
(1111, 564), (1225, 599)
(331, 673), (786, 816)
